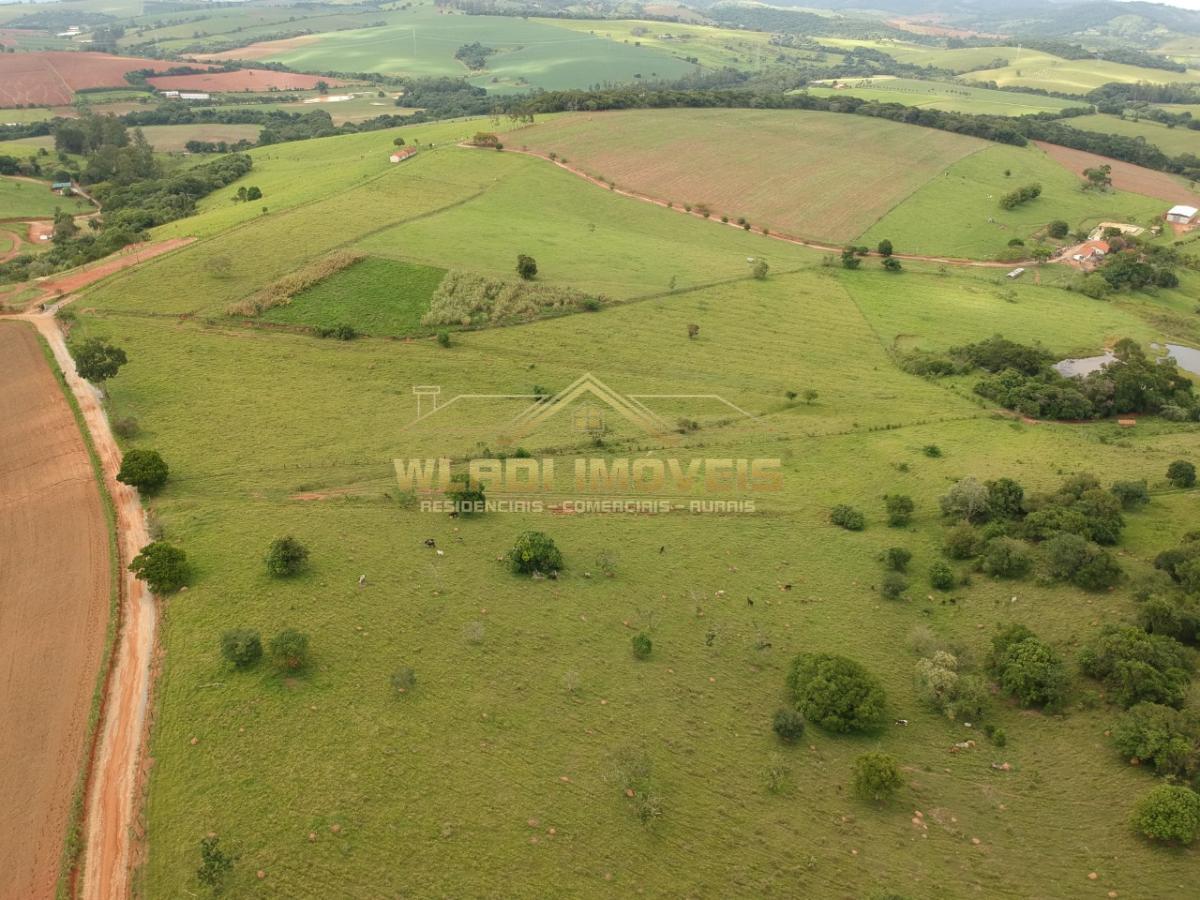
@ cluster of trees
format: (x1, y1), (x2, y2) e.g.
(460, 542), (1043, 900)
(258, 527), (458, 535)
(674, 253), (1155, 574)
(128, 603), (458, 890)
(454, 42), (495, 70)
(998, 182), (1041, 210)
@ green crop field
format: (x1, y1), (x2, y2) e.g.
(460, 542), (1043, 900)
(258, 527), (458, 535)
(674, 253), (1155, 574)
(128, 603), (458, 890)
(502, 108), (985, 244)
(260, 257), (445, 335)
(69, 134), (1200, 894)
(803, 77), (1078, 116)
(859, 143), (1168, 259)
(960, 54), (1200, 96)
(135, 124), (263, 152)
(0, 177), (92, 218)
(1067, 113), (1200, 158)
(254, 7), (697, 91)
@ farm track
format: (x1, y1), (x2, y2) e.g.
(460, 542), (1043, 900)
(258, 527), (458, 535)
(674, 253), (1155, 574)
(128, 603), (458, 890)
(486, 145), (1027, 269)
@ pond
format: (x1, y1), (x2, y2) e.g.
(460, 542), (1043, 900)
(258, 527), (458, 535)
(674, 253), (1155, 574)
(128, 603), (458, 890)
(1164, 343), (1200, 376)
(1053, 351), (1114, 377)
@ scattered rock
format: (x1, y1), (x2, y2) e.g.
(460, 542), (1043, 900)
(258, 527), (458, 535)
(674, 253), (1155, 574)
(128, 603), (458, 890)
(330, 824), (341, 834)
(308, 832), (317, 842)
(527, 818), (539, 827)
(256, 870), (266, 880)
(1088, 873), (1099, 881)
(970, 837), (981, 846)
(189, 736), (199, 746)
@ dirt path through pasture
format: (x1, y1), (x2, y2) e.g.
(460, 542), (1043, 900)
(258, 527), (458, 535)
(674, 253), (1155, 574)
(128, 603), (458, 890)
(18, 307), (159, 900)
(0, 323), (110, 900)
(485, 145), (1019, 269)
(32, 238), (193, 304)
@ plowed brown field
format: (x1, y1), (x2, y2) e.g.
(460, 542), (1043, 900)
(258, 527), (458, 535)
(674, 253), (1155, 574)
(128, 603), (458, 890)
(1035, 141), (1200, 206)
(147, 68), (344, 93)
(0, 52), (187, 107)
(0, 323), (110, 900)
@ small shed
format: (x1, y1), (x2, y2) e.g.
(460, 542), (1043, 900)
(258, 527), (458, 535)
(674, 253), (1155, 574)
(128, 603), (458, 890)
(51, 181), (72, 194)
(1166, 204), (1198, 225)
(1006, 267), (1025, 279)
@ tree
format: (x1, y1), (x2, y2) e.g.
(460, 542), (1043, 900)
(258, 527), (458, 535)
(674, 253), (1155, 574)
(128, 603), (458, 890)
(830, 504), (865, 531)
(803, 389), (819, 405)
(516, 254), (538, 280)
(876, 239), (893, 257)
(1083, 164), (1112, 190)
(446, 473), (485, 514)
(1112, 703), (1200, 778)
(72, 337), (127, 383)
(220, 629), (262, 668)
(1167, 460), (1196, 489)
(929, 561), (955, 591)
(915, 651), (988, 720)
(1131, 785), (1200, 845)
(116, 448), (169, 493)
(988, 624), (1068, 709)
(1111, 480), (1150, 510)
(884, 547), (911, 572)
(881, 256), (902, 272)
(940, 477), (990, 523)
(632, 632), (653, 659)
(943, 523), (980, 559)
(268, 628), (310, 671)
(772, 707), (805, 743)
(245, 186), (262, 201)
(265, 536), (308, 577)
(986, 477), (1025, 520)
(393, 136), (406, 147)
(1079, 625), (1192, 708)
(840, 247), (860, 270)
(196, 834), (234, 891)
(508, 530), (563, 575)
(1047, 220), (1070, 239)
(980, 537), (1033, 579)
(787, 653), (886, 733)
(852, 752), (902, 802)
(881, 572), (907, 600)
(884, 494), (914, 526)
(751, 258), (769, 280)
(129, 542), (189, 594)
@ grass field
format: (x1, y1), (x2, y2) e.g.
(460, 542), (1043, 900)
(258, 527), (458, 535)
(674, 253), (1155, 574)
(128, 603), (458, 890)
(253, 7), (697, 92)
(502, 108), (985, 244)
(0, 177), (92, 218)
(259, 257), (445, 336)
(57, 101), (1200, 898)
(960, 54), (1200, 95)
(803, 77), (1079, 116)
(860, 143), (1168, 259)
(1067, 113), (1200, 159)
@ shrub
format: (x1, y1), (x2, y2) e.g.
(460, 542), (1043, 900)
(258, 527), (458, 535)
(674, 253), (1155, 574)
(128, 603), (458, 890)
(508, 530), (563, 575)
(883, 547), (912, 572)
(922, 444), (942, 458)
(772, 707), (806, 743)
(1042, 532), (1122, 590)
(219, 628), (262, 668)
(112, 416), (140, 438)
(915, 651), (988, 720)
(830, 504), (865, 531)
(980, 537), (1033, 579)
(1131, 785), (1200, 845)
(116, 448), (169, 493)
(128, 541), (189, 594)
(1111, 480), (1150, 510)
(1167, 460), (1196, 488)
(852, 752), (902, 802)
(787, 653), (886, 733)
(446, 473), (485, 514)
(265, 536), (309, 577)
(929, 561), (955, 591)
(751, 259), (769, 280)
(881, 572), (907, 600)
(877, 238), (893, 257)
(632, 632), (653, 660)
(1112, 702), (1200, 779)
(268, 628), (309, 671)
(436, 329), (451, 347)
(516, 253), (538, 280)
(313, 323), (357, 340)
(1079, 625), (1193, 708)
(882, 256), (902, 272)
(986, 477), (1025, 520)
(940, 477), (990, 523)
(884, 494), (914, 527)
(196, 834), (234, 891)
(988, 624), (1068, 709)
(390, 667), (416, 694)
(1048, 220), (1070, 239)
(943, 523), (980, 559)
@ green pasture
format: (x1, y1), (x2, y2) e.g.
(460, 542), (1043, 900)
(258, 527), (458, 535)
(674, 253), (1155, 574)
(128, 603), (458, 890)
(1067, 113), (1200, 159)
(258, 8), (697, 90)
(960, 53), (1200, 96)
(0, 177), (92, 218)
(860, 143), (1168, 259)
(803, 77), (1078, 116)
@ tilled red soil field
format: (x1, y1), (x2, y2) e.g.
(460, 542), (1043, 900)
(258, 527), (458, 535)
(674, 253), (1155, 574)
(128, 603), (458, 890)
(0, 52), (187, 107)
(1036, 141), (1200, 206)
(0, 323), (110, 900)
(147, 68), (345, 93)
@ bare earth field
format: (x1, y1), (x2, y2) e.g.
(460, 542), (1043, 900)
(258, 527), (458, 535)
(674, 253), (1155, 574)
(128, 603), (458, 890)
(0, 323), (109, 900)
(0, 53), (186, 107)
(146, 69), (344, 93)
(1036, 141), (1200, 207)
(504, 109), (985, 242)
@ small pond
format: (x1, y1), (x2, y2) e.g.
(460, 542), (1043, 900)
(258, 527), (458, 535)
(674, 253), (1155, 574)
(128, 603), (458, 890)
(1054, 345), (1200, 378)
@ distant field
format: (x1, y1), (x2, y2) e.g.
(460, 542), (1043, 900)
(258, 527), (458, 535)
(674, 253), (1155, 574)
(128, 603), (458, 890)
(1067, 113), (1200, 158)
(0, 177), (93, 218)
(960, 53), (1200, 95)
(804, 77), (1077, 116)
(147, 69), (344, 93)
(0, 52), (192, 107)
(260, 257), (445, 335)
(503, 108), (985, 243)
(860, 143), (1167, 258)
(263, 93), (419, 125)
(137, 124), (262, 152)
(1035, 142), (1200, 207)
(247, 8), (697, 92)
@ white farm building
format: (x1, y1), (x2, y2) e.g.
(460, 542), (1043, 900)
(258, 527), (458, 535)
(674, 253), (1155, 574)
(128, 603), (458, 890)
(1166, 204), (1198, 225)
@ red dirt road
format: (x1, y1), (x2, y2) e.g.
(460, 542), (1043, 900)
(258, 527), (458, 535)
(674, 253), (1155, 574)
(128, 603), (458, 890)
(0, 53), (191, 107)
(1035, 141), (1200, 207)
(0, 323), (110, 900)
(33, 238), (193, 304)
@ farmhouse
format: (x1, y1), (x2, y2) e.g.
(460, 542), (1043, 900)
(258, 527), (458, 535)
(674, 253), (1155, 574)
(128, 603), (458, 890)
(389, 148), (417, 163)
(1166, 204), (1198, 225)
(1071, 240), (1109, 266)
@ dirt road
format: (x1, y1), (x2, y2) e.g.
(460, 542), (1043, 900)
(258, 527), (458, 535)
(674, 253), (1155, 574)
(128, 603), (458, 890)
(21, 309), (158, 900)
(0, 323), (110, 900)
(33, 238), (193, 304)
(487, 145), (1018, 269)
